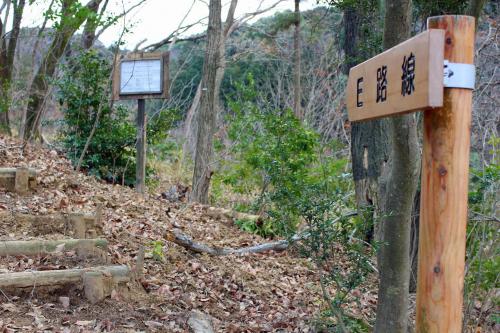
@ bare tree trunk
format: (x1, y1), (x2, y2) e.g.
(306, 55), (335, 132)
(182, 83), (202, 160)
(293, 0), (301, 120)
(374, 0), (419, 332)
(23, 0), (101, 142)
(344, 3), (388, 241)
(409, 188), (420, 293)
(0, 0), (25, 135)
(189, 0), (222, 203)
(213, 0), (237, 114)
(183, 0), (237, 161)
(351, 120), (389, 240)
(342, 6), (358, 73)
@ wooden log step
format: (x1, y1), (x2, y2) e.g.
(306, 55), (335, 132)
(0, 239), (108, 257)
(0, 167), (37, 194)
(0, 265), (130, 289)
(13, 212), (101, 238)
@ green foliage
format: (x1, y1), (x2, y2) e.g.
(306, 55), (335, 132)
(234, 218), (277, 239)
(45, 0), (95, 31)
(149, 240), (165, 262)
(466, 163), (499, 290)
(413, 0), (469, 17)
(57, 50), (174, 186)
(463, 136), (499, 328)
(249, 10), (297, 39)
(293, 168), (375, 332)
(469, 164), (499, 206)
(147, 109), (180, 146)
(218, 73), (319, 235)
(214, 75), (374, 330)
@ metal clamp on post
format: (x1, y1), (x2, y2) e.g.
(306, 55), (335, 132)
(443, 60), (475, 89)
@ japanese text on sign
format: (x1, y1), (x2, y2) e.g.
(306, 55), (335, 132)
(346, 29), (444, 121)
(120, 59), (162, 95)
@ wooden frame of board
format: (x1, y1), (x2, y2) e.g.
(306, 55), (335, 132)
(112, 51), (169, 101)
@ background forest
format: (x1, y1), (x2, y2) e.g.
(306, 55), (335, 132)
(0, 0), (498, 332)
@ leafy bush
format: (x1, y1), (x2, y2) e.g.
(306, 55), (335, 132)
(56, 50), (176, 186)
(215, 74), (319, 235)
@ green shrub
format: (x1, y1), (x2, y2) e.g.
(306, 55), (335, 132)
(215, 74), (374, 330)
(216, 74), (319, 235)
(463, 135), (499, 329)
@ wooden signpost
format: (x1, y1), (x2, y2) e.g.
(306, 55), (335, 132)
(347, 15), (475, 333)
(112, 52), (169, 194)
(346, 29), (445, 121)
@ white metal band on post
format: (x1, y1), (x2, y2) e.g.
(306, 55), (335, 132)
(443, 60), (475, 89)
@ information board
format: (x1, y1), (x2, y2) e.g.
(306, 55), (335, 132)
(112, 52), (169, 100)
(120, 59), (162, 95)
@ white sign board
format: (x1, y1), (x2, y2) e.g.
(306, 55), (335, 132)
(120, 59), (162, 95)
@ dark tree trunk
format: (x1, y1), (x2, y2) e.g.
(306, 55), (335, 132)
(351, 120), (389, 240)
(342, 7), (358, 74)
(293, 0), (301, 120)
(467, 0), (487, 22)
(0, 0), (26, 135)
(190, 0), (222, 203)
(409, 188), (420, 293)
(344, 3), (389, 241)
(374, 0), (420, 332)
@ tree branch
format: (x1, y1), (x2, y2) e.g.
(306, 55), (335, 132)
(166, 211), (358, 256)
(94, 0), (147, 42)
(142, 17), (207, 51)
(165, 228), (302, 255)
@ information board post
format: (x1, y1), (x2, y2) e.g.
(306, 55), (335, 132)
(416, 15), (475, 333)
(136, 99), (146, 194)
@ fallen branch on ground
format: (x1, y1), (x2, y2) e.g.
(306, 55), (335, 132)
(165, 229), (303, 255)
(166, 211), (358, 256)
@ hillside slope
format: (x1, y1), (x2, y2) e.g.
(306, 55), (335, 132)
(0, 135), (378, 332)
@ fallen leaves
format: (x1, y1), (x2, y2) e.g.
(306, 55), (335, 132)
(0, 134), (380, 332)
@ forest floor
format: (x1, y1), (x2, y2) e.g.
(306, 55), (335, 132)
(0, 135), (378, 332)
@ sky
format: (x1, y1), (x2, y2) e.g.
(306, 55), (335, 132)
(22, 0), (320, 49)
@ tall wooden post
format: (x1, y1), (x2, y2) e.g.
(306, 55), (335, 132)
(136, 99), (146, 194)
(416, 15), (475, 333)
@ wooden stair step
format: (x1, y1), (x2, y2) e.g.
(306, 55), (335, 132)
(0, 238), (108, 257)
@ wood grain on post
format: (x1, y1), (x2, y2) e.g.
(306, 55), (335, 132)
(14, 167), (30, 195)
(0, 239), (107, 256)
(69, 213), (88, 239)
(136, 99), (146, 194)
(0, 265), (130, 289)
(416, 15), (475, 333)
